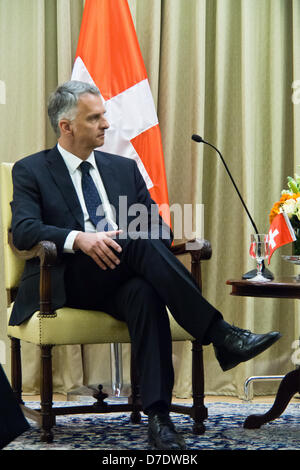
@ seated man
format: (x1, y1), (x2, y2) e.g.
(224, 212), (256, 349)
(10, 80), (281, 450)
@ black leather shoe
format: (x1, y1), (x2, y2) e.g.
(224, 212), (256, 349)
(148, 412), (186, 450)
(214, 326), (281, 371)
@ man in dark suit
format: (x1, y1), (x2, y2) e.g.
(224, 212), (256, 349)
(10, 81), (280, 450)
(0, 365), (29, 449)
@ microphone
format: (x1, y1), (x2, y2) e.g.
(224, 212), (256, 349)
(192, 134), (273, 280)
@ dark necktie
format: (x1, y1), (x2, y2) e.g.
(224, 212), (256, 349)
(80, 161), (106, 229)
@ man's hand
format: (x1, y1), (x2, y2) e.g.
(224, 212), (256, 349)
(73, 231), (123, 270)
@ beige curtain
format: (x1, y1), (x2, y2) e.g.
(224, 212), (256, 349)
(0, 0), (300, 399)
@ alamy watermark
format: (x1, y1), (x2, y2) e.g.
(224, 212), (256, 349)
(96, 196), (204, 249)
(0, 80), (6, 104)
(292, 80), (300, 105)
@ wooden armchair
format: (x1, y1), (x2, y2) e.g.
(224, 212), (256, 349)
(1, 162), (212, 443)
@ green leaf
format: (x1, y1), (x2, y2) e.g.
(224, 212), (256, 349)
(287, 176), (299, 193)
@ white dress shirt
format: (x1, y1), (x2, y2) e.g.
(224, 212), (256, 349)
(57, 143), (118, 253)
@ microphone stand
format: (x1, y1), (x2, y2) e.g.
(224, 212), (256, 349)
(192, 134), (274, 280)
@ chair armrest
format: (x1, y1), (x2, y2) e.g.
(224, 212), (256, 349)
(170, 238), (212, 259)
(8, 231), (57, 263)
(8, 231), (57, 315)
(170, 238), (212, 291)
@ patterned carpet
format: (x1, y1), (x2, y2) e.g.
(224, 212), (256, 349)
(3, 399), (300, 451)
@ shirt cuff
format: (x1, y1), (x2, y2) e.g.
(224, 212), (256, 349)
(63, 230), (81, 253)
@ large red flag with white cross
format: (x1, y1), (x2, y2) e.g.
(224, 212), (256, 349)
(71, 0), (170, 226)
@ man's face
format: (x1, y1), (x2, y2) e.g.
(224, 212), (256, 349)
(69, 92), (109, 150)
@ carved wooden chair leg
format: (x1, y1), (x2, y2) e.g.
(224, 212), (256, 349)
(129, 350), (142, 424)
(40, 345), (55, 443)
(10, 337), (23, 405)
(190, 339), (207, 434)
(92, 384), (109, 410)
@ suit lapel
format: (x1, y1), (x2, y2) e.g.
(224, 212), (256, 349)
(45, 146), (84, 228)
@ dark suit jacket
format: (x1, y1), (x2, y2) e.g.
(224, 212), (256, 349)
(10, 145), (172, 326)
(0, 365), (29, 448)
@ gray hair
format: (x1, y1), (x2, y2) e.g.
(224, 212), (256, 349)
(47, 80), (101, 137)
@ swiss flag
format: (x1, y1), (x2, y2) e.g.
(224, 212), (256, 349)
(268, 212), (296, 263)
(71, 0), (170, 225)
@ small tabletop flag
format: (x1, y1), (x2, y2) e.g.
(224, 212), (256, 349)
(268, 212), (296, 263)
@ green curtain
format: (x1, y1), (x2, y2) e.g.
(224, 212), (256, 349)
(0, 0), (300, 399)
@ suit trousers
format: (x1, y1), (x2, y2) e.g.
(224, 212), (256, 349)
(64, 237), (220, 411)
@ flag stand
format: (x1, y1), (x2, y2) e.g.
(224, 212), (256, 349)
(242, 261), (274, 280)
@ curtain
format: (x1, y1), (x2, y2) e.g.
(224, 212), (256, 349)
(0, 0), (300, 399)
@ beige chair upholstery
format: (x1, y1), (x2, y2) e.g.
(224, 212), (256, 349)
(1, 162), (212, 443)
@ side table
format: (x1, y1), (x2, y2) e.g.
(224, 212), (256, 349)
(226, 278), (300, 429)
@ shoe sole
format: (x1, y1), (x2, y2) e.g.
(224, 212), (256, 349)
(219, 332), (282, 372)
